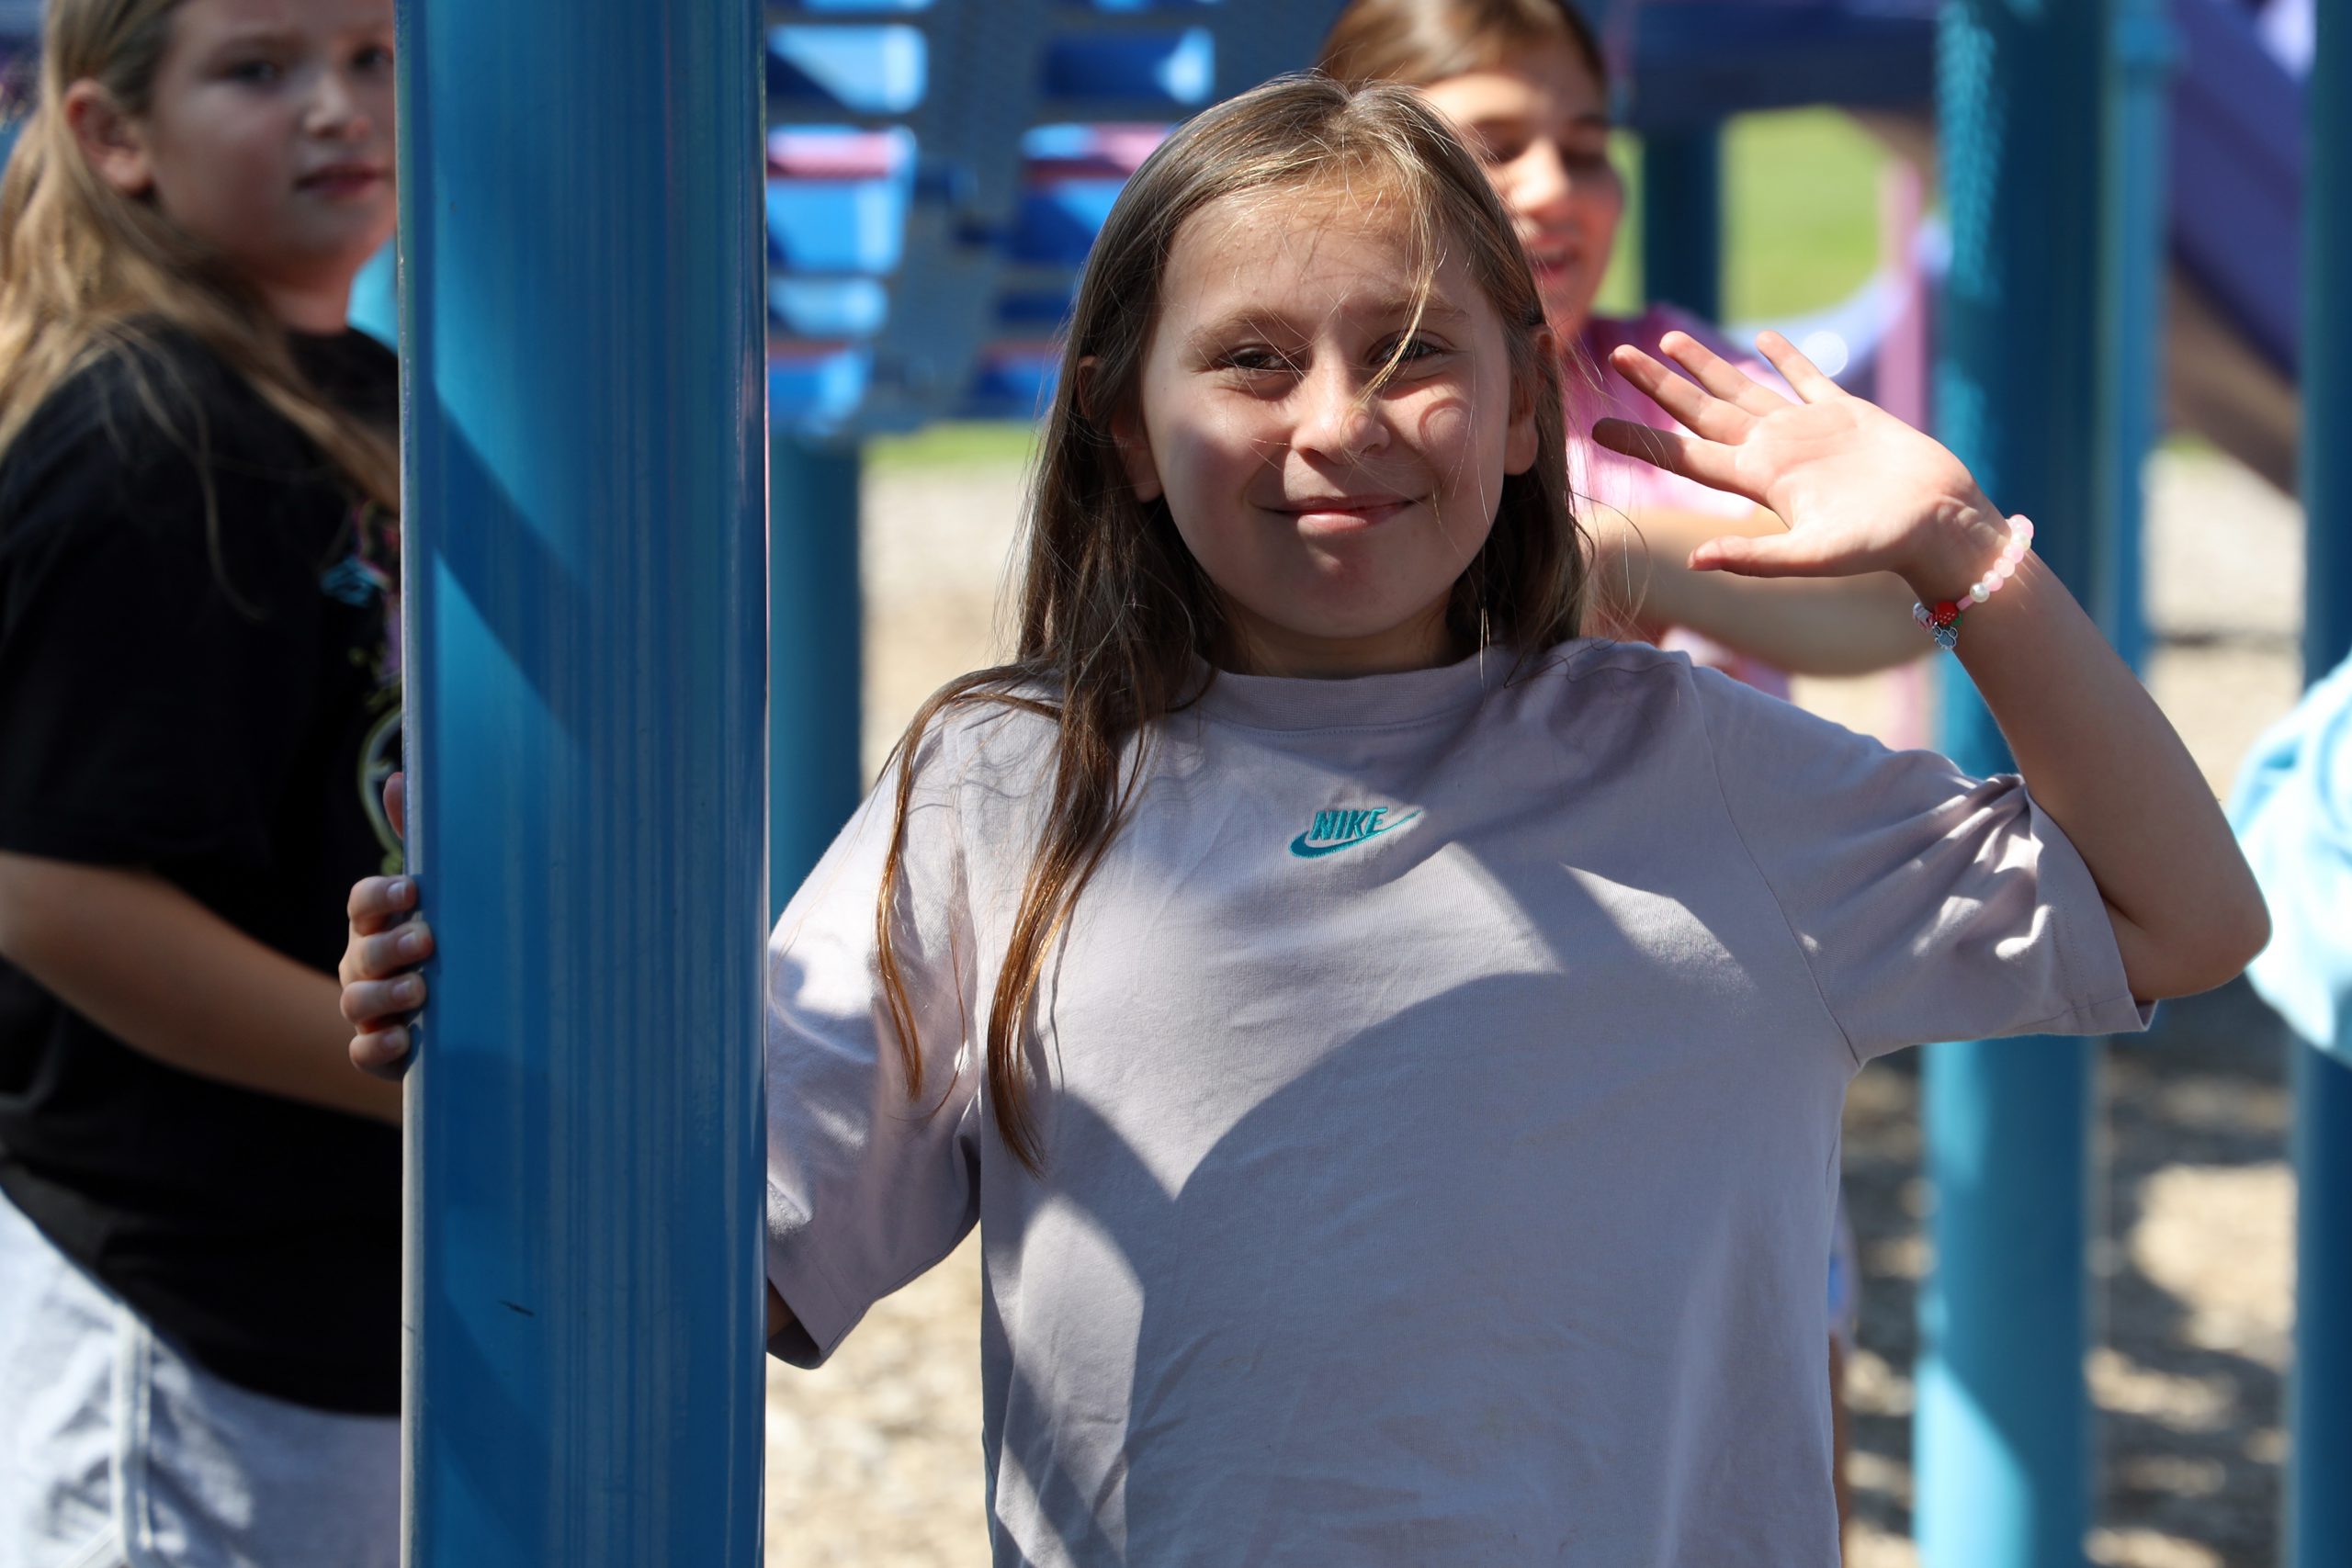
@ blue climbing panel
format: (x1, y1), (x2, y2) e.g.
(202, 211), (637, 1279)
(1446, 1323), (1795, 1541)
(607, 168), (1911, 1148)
(760, 0), (1339, 438)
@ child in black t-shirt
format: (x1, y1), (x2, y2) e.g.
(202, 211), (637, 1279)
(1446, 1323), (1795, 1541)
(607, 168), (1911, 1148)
(0, 0), (402, 1562)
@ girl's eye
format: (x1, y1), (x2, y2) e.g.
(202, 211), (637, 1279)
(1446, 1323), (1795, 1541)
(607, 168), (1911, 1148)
(226, 57), (288, 85)
(1561, 144), (1614, 176)
(1476, 136), (1527, 168)
(354, 44), (394, 73)
(1381, 335), (1445, 367)
(1217, 347), (1295, 376)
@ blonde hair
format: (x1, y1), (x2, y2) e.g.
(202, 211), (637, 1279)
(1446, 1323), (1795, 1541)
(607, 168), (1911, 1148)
(876, 73), (1584, 1172)
(0, 0), (397, 522)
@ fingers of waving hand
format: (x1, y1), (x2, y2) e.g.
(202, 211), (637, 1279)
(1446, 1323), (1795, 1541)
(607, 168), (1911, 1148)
(1751, 329), (1845, 403)
(1603, 339), (1765, 443)
(1590, 419), (1750, 501)
(1654, 331), (1798, 418)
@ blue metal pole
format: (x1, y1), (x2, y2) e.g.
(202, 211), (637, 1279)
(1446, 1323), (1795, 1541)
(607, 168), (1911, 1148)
(2304, 2), (2351, 682)
(2091, 0), (2172, 675)
(2290, 5), (2352, 1563)
(1639, 127), (1723, 322)
(2293, 1048), (2352, 1566)
(396, 0), (767, 1560)
(1917, 1), (2165, 1562)
(769, 434), (865, 915)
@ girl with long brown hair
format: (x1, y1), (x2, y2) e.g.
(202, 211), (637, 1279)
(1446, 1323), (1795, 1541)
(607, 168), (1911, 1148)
(349, 72), (2262, 1564)
(0, 0), (401, 1562)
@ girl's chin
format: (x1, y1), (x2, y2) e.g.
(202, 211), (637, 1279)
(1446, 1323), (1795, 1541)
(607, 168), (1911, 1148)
(1221, 600), (1462, 675)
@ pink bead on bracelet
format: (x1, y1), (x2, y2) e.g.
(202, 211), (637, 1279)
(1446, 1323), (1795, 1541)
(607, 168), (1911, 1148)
(1911, 514), (2034, 651)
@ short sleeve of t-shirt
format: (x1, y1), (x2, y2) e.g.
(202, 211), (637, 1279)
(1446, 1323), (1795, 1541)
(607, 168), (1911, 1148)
(1690, 665), (2153, 1062)
(0, 374), (315, 870)
(763, 717), (992, 1367)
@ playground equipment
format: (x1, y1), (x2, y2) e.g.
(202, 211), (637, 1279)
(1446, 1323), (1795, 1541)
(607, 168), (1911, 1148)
(745, 5), (2346, 1566)
(0, 0), (2324, 1560)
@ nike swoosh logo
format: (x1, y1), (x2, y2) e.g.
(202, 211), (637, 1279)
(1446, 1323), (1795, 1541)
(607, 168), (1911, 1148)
(1288, 810), (1421, 859)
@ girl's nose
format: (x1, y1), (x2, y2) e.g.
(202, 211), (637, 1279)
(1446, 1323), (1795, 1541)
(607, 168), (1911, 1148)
(1510, 141), (1575, 223)
(306, 69), (372, 140)
(1290, 360), (1389, 464)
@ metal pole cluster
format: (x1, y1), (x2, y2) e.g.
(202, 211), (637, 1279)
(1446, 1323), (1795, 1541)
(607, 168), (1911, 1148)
(1917, 2), (2169, 1563)
(395, 0), (769, 1561)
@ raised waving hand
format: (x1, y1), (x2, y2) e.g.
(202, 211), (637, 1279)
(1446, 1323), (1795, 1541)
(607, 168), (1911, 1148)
(1592, 329), (2000, 591)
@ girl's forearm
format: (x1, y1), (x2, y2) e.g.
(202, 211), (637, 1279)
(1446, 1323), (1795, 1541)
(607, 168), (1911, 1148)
(1914, 519), (2268, 999)
(0, 851), (401, 1125)
(1597, 508), (1925, 674)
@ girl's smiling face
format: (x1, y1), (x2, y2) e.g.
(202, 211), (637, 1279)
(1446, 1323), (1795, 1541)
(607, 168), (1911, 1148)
(1114, 185), (1542, 678)
(1417, 39), (1621, 338)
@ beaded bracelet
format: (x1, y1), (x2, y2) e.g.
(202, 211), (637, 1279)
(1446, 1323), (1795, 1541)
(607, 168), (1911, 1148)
(1911, 514), (2034, 651)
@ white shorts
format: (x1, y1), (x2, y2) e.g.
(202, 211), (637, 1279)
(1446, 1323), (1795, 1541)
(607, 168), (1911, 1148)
(0, 1194), (399, 1568)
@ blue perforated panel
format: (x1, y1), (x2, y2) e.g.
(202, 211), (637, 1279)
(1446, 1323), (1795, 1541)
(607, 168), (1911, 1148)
(760, 0), (1340, 436)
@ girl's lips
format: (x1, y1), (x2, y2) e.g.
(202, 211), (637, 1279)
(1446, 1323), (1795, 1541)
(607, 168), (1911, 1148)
(299, 166), (388, 198)
(1279, 498), (1415, 533)
(1521, 231), (1584, 278)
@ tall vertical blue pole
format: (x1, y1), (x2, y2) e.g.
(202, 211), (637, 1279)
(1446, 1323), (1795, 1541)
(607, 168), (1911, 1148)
(396, 0), (767, 1562)
(1917, 2), (2165, 1563)
(1640, 128), (1723, 322)
(2302, 5), (2351, 684)
(2290, 5), (2352, 1563)
(769, 435), (865, 918)
(2295, 1055), (2352, 1566)
(2091, 1), (2171, 675)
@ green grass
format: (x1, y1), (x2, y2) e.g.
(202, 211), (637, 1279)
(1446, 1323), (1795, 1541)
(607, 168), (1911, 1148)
(1600, 107), (1891, 324)
(1720, 108), (1889, 323)
(865, 422), (1039, 473)
(876, 109), (1890, 468)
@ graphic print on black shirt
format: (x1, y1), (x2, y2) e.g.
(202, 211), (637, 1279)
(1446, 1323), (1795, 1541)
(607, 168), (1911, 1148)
(323, 491), (405, 875)
(0, 326), (404, 1415)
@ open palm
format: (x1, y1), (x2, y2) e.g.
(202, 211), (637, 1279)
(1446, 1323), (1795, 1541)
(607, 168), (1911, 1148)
(1590, 330), (1996, 581)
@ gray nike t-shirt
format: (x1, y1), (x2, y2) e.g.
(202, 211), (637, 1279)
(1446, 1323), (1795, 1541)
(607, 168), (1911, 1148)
(763, 639), (2148, 1567)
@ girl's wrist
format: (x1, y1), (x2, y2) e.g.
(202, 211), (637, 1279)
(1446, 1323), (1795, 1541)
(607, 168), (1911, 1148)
(1896, 493), (2012, 604)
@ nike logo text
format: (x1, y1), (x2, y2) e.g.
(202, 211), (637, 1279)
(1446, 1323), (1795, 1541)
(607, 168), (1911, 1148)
(1289, 807), (1421, 859)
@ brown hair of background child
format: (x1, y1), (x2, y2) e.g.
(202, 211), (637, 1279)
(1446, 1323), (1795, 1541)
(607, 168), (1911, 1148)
(874, 73), (1585, 1171)
(0, 0), (397, 531)
(1318, 0), (1607, 96)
